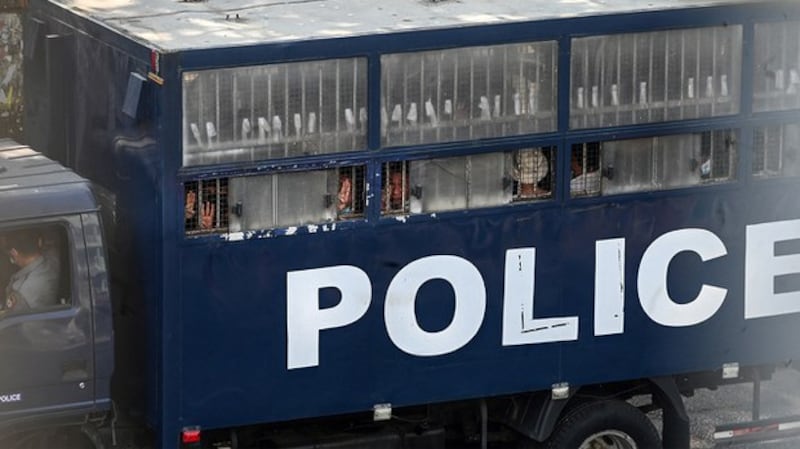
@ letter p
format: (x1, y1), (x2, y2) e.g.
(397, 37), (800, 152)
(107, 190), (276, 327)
(286, 266), (372, 369)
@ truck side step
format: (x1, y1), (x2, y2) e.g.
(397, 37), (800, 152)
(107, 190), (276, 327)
(713, 415), (800, 446)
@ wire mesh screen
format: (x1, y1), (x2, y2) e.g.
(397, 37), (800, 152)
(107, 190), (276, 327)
(336, 165), (367, 218)
(512, 147), (555, 200)
(570, 26), (742, 129)
(381, 41), (557, 146)
(184, 178), (229, 234)
(753, 124), (800, 177)
(183, 58), (368, 166)
(753, 21), (800, 112)
(570, 142), (602, 196)
(572, 131), (736, 197)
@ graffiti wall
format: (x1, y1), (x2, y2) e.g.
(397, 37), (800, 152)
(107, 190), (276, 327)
(0, 13), (22, 139)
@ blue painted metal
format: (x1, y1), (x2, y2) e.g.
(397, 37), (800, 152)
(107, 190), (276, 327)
(19, 1), (800, 448)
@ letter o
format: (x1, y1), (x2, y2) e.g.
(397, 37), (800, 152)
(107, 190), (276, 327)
(385, 255), (486, 356)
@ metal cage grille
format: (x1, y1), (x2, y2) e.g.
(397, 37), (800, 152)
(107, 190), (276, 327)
(184, 178), (229, 234)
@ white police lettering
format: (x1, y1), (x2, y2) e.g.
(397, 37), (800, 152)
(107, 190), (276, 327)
(385, 255), (486, 356)
(594, 238), (626, 336)
(0, 393), (22, 403)
(285, 221), (800, 369)
(286, 265), (371, 370)
(502, 248), (578, 346)
(638, 228), (728, 327)
(746, 219), (800, 319)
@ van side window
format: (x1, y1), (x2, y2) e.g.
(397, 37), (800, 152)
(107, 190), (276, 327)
(0, 224), (69, 316)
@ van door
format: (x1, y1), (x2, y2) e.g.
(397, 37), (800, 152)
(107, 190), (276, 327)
(0, 217), (94, 419)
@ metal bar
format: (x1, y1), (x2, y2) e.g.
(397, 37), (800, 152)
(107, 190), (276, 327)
(233, 74), (239, 142)
(215, 178), (221, 229)
(632, 33), (639, 124)
(267, 70), (273, 156)
(466, 155), (472, 207)
(664, 31), (670, 118)
(301, 66), (306, 151)
(584, 38), (589, 128)
(215, 73), (220, 148)
(680, 30), (685, 120)
(250, 70), (255, 160)
(420, 56), (425, 142)
(437, 54), (442, 142)
(782, 22), (788, 110)
(616, 35), (621, 124)
(696, 28), (701, 117)
(454, 52), (459, 140)
(485, 46), (491, 137)
(762, 127), (769, 174)
(778, 124), (785, 173)
(519, 46), (524, 134)
(272, 175), (279, 227)
(318, 66), (323, 153)
(599, 37), (605, 127)
(712, 27), (718, 115)
(336, 59), (341, 146)
(648, 32), (654, 122)
(284, 66), (289, 156)
(353, 58), (359, 148)
(402, 58), (408, 141)
(550, 41), (556, 130)
(501, 46), (508, 134)
(469, 51), (475, 139)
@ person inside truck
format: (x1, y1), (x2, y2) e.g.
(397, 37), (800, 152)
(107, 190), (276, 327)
(185, 189), (215, 230)
(2, 228), (60, 313)
(185, 179), (228, 232)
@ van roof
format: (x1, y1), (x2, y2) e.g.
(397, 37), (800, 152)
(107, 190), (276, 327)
(0, 139), (96, 221)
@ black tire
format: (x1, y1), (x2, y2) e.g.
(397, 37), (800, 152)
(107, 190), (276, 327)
(544, 400), (661, 449)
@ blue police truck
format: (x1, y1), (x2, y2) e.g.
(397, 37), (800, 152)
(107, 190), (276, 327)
(1, 0), (799, 447)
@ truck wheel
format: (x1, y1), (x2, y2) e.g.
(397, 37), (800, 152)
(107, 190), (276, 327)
(544, 400), (661, 449)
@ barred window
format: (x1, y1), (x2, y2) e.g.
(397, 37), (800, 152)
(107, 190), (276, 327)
(183, 58), (367, 166)
(512, 147), (555, 201)
(335, 166), (367, 218)
(753, 21), (800, 112)
(184, 178), (229, 234)
(571, 131), (736, 197)
(570, 142), (602, 196)
(381, 41), (558, 147)
(571, 26), (742, 128)
(753, 123), (800, 178)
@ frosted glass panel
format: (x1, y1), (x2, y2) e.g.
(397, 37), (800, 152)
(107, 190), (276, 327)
(753, 123), (800, 177)
(572, 131), (736, 197)
(754, 22), (800, 112)
(224, 166), (364, 233)
(183, 58), (367, 166)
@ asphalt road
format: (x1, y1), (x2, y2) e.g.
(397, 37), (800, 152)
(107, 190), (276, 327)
(681, 366), (800, 448)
